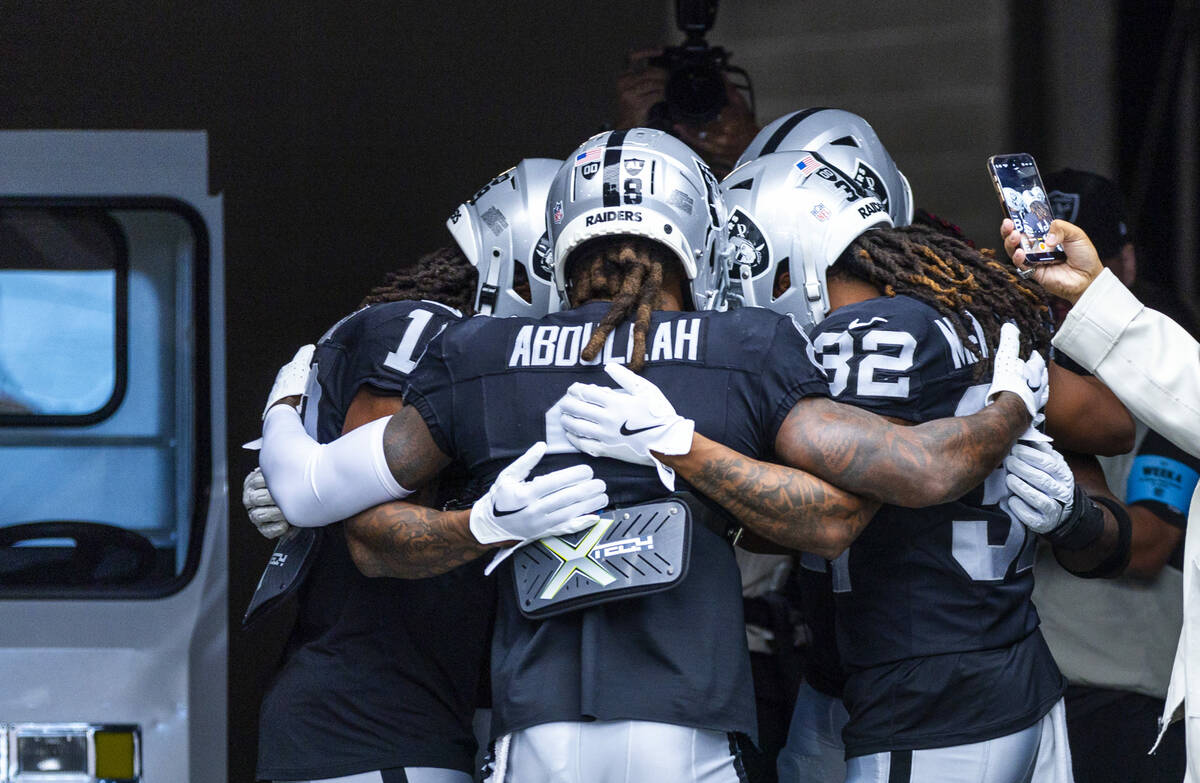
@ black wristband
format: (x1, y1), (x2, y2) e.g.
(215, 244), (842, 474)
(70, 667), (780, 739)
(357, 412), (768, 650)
(1044, 484), (1106, 551)
(1076, 494), (1133, 578)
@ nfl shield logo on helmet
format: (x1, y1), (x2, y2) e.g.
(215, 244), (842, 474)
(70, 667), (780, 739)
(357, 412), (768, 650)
(811, 203), (831, 222)
(552, 201), (564, 224)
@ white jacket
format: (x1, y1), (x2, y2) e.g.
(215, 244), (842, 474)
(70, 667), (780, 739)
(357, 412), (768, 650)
(1052, 267), (1200, 778)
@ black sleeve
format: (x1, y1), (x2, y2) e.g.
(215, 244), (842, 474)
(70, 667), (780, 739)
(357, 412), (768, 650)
(1125, 429), (1200, 530)
(401, 327), (458, 458)
(759, 314), (831, 444)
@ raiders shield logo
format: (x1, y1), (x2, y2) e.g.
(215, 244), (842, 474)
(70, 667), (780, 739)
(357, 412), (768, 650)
(531, 232), (554, 282)
(581, 161), (600, 180)
(726, 207), (771, 279)
(1048, 190), (1080, 221)
(853, 161), (890, 212)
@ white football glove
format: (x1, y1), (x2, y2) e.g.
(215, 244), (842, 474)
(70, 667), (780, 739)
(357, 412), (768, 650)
(558, 363), (695, 490)
(470, 441), (608, 546)
(263, 344), (314, 419)
(1002, 441), (1075, 534)
(987, 322), (1048, 420)
(242, 466), (290, 539)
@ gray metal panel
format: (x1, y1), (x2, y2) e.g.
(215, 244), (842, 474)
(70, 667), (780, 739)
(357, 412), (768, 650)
(0, 130), (227, 783)
(0, 131), (210, 197)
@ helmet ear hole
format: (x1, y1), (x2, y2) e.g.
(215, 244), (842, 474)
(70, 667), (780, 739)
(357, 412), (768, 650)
(771, 258), (791, 301)
(511, 263), (531, 304)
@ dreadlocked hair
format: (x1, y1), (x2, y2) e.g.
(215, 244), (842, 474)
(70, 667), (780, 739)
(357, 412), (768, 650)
(567, 236), (676, 373)
(358, 245), (478, 313)
(829, 224), (1052, 377)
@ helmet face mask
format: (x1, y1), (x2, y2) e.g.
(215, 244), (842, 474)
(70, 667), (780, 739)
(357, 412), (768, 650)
(734, 107), (914, 228)
(723, 147), (893, 330)
(447, 158), (562, 318)
(547, 128), (731, 312)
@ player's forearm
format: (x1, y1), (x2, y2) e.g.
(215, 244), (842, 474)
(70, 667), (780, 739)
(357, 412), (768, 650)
(1050, 495), (1130, 579)
(260, 406), (410, 527)
(778, 394), (1030, 508)
(658, 434), (879, 559)
(1120, 505), (1179, 579)
(1044, 366), (1134, 456)
(1053, 453), (1135, 578)
(344, 502), (492, 579)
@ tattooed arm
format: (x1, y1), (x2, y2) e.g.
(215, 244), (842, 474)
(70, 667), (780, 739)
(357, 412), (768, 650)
(652, 392), (1027, 553)
(775, 394), (1031, 507)
(658, 434), (879, 559)
(341, 402), (504, 577)
(344, 500), (497, 578)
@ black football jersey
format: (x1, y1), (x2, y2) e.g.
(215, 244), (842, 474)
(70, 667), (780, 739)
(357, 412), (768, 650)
(808, 295), (1065, 757)
(257, 300), (495, 780)
(796, 553), (846, 699)
(403, 301), (830, 743)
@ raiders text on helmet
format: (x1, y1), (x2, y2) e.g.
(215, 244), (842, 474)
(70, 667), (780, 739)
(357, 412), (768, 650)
(734, 107), (914, 227)
(723, 146), (893, 330)
(546, 128), (730, 312)
(447, 158), (562, 317)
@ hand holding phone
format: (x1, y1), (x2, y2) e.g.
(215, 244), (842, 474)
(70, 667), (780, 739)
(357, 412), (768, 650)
(987, 154), (1066, 264)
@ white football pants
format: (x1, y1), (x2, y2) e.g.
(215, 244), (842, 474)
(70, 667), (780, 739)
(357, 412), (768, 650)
(844, 698), (1073, 783)
(489, 719), (746, 783)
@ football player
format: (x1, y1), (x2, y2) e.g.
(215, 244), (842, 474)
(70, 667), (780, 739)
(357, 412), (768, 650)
(728, 109), (1134, 783)
(256, 129), (1042, 783)
(684, 145), (1128, 782)
(246, 159), (566, 783)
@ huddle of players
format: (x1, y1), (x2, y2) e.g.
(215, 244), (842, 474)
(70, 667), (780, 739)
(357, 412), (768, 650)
(246, 111), (1134, 783)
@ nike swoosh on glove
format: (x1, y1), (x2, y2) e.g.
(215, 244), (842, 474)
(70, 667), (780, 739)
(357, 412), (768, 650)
(558, 362), (695, 490)
(986, 322), (1048, 420)
(470, 440), (608, 549)
(243, 466), (290, 539)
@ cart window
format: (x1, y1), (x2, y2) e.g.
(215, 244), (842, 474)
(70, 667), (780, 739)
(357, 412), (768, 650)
(0, 205), (206, 596)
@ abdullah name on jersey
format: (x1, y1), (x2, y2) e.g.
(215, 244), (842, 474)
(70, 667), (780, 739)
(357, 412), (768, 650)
(807, 294), (1066, 759)
(400, 301), (831, 745)
(256, 299), (496, 781)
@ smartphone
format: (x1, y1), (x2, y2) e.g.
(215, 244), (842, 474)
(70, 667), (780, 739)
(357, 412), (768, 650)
(986, 153), (1066, 264)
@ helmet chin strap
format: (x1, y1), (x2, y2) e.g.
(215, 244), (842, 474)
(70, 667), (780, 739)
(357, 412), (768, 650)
(476, 249), (504, 315)
(799, 239), (829, 329)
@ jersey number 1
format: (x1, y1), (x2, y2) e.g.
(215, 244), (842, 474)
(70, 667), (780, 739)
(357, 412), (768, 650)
(383, 308), (437, 374)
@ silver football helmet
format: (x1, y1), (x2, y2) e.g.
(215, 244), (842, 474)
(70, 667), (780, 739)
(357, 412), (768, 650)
(723, 146), (893, 330)
(547, 128), (730, 312)
(446, 158), (562, 318)
(734, 107), (914, 227)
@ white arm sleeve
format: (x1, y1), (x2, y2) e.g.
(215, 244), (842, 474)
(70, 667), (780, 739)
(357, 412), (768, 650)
(258, 405), (412, 527)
